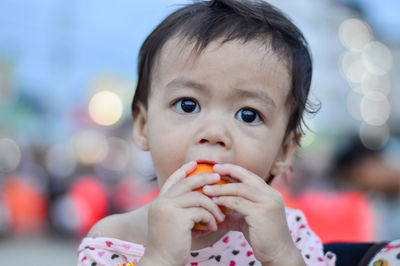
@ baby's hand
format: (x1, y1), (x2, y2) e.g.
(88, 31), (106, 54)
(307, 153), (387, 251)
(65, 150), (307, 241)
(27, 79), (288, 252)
(141, 161), (226, 266)
(203, 164), (304, 265)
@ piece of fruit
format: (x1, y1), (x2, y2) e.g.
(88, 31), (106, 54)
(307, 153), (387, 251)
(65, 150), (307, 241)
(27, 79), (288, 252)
(186, 163), (228, 230)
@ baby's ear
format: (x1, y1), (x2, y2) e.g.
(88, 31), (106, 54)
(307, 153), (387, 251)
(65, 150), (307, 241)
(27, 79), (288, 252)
(132, 102), (149, 151)
(270, 132), (299, 176)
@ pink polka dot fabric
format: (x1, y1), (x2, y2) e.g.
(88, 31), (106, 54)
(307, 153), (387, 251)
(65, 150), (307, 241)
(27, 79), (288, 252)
(77, 208), (336, 265)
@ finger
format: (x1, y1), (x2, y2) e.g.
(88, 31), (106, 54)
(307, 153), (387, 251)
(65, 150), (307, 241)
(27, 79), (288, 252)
(203, 182), (265, 203)
(205, 182), (285, 209)
(175, 191), (226, 223)
(167, 172), (221, 197)
(186, 207), (218, 231)
(213, 163), (268, 187)
(161, 161), (197, 193)
(213, 190), (285, 219)
(212, 196), (254, 217)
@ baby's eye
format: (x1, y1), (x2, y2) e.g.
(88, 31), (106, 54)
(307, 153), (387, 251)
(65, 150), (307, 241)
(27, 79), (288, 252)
(235, 108), (262, 124)
(173, 98), (200, 113)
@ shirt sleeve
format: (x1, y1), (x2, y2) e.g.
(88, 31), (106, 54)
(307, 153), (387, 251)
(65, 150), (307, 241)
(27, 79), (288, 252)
(286, 208), (336, 266)
(77, 237), (144, 266)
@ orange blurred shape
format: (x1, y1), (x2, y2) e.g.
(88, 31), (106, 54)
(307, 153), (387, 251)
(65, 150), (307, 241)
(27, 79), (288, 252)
(2, 177), (47, 234)
(277, 188), (374, 243)
(69, 176), (108, 236)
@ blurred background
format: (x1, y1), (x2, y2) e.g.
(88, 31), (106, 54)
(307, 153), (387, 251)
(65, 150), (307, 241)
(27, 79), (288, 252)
(0, 0), (399, 265)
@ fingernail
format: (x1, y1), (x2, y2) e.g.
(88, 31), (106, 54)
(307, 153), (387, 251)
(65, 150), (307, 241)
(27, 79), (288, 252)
(212, 196), (219, 204)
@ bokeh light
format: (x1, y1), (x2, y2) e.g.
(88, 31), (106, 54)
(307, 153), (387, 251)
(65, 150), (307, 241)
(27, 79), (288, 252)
(88, 90), (123, 126)
(345, 59), (368, 83)
(359, 122), (390, 150)
(360, 91), (390, 126)
(360, 73), (391, 96)
(100, 137), (131, 172)
(339, 51), (360, 80)
(338, 18), (373, 52)
(50, 195), (82, 234)
(91, 75), (134, 119)
(0, 138), (21, 173)
(2, 177), (48, 234)
(346, 90), (363, 121)
(362, 41), (393, 75)
(51, 176), (108, 237)
(338, 15), (395, 158)
(73, 130), (108, 165)
(45, 143), (77, 178)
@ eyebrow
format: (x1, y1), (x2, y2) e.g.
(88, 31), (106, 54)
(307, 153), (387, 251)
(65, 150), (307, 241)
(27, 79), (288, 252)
(232, 87), (277, 109)
(165, 77), (206, 92)
(165, 77), (277, 109)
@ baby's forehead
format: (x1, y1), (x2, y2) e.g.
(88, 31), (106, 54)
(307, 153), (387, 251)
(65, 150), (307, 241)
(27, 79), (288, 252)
(149, 36), (292, 109)
(152, 36), (290, 81)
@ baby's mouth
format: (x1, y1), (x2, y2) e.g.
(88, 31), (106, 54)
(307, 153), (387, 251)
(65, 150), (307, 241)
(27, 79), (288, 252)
(196, 159), (218, 165)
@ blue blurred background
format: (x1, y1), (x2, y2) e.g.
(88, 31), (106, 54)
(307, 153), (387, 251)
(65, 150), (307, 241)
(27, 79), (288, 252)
(0, 0), (399, 265)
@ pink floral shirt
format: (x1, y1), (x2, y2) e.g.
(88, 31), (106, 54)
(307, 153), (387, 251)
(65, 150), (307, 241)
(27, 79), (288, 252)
(77, 208), (336, 265)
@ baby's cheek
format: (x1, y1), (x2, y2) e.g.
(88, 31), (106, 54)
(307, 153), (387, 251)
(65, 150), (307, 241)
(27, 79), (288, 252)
(238, 151), (273, 179)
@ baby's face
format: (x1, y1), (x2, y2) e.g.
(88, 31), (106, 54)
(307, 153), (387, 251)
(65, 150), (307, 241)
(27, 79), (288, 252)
(135, 38), (295, 187)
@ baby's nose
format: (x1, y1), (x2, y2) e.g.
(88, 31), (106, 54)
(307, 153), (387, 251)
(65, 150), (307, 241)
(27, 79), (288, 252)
(195, 119), (232, 149)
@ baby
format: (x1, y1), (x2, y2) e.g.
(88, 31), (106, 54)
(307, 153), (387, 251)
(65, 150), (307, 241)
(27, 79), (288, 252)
(78, 0), (336, 265)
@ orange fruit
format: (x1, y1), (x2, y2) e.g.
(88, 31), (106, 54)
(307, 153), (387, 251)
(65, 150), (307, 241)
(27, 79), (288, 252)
(187, 163), (228, 230)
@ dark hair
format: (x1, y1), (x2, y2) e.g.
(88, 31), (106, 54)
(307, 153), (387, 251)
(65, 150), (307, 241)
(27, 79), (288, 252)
(132, 0), (317, 139)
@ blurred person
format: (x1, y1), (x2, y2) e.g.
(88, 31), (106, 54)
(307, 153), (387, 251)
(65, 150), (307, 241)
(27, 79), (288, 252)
(77, 0), (337, 265)
(331, 136), (400, 195)
(273, 135), (400, 243)
(329, 135), (400, 241)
